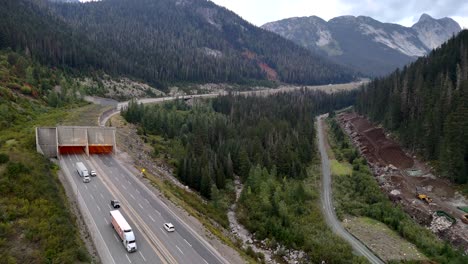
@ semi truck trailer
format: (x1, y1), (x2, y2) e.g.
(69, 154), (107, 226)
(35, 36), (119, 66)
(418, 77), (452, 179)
(76, 162), (90, 183)
(110, 210), (137, 252)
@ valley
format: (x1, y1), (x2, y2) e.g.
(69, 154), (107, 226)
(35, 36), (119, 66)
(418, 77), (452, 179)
(1, 0), (468, 263)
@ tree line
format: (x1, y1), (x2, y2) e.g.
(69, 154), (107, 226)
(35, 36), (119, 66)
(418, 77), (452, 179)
(0, 0), (355, 90)
(356, 30), (468, 184)
(122, 91), (357, 198)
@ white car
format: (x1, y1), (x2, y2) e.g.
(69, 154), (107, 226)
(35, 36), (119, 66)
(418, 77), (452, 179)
(83, 175), (90, 183)
(164, 223), (175, 232)
(90, 170), (97, 177)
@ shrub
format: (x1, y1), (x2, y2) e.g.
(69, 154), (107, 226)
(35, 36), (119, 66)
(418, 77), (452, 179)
(0, 153), (9, 164)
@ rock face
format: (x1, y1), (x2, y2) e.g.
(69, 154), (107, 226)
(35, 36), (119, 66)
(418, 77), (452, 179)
(412, 13), (461, 50)
(262, 14), (461, 76)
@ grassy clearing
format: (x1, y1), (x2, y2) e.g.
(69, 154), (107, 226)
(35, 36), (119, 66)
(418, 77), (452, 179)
(344, 216), (427, 262)
(331, 159), (352, 176)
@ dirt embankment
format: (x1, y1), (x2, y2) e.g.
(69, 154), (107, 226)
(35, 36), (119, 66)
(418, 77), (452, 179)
(337, 112), (468, 253)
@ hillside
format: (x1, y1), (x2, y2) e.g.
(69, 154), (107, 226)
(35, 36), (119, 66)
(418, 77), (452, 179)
(0, 0), (355, 89)
(355, 30), (468, 184)
(262, 14), (461, 76)
(0, 49), (93, 263)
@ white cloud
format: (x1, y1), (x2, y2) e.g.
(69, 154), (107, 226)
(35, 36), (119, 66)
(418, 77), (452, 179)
(211, 0), (468, 28)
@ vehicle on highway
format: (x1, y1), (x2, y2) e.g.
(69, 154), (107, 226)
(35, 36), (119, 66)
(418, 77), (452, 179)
(76, 162), (89, 177)
(83, 175), (91, 183)
(164, 222), (175, 232)
(111, 200), (121, 209)
(90, 170), (97, 177)
(110, 210), (137, 252)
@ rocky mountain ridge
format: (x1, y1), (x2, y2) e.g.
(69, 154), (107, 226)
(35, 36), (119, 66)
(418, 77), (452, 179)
(262, 14), (461, 76)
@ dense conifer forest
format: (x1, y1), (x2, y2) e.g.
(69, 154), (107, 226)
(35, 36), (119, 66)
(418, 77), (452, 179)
(121, 91), (363, 262)
(0, 0), (355, 89)
(356, 30), (468, 184)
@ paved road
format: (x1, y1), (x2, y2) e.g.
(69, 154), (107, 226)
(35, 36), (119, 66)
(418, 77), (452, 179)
(61, 153), (226, 264)
(317, 115), (384, 264)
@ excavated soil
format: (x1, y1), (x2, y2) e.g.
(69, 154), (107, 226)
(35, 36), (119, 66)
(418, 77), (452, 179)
(337, 112), (468, 253)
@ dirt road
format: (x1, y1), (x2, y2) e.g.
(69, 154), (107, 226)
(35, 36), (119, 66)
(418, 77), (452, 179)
(317, 115), (384, 264)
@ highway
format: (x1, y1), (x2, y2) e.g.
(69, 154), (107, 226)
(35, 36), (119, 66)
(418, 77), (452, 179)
(61, 153), (226, 264)
(317, 115), (384, 264)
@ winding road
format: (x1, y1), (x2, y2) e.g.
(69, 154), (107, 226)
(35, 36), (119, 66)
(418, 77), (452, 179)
(317, 115), (384, 264)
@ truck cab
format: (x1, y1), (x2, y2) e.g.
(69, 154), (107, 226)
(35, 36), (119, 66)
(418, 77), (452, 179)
(83, 175), (90, 183)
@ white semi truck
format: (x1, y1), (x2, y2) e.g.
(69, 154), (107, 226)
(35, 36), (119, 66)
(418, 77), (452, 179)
(76, 162), (90, 183)
(110, 210), (137, 252)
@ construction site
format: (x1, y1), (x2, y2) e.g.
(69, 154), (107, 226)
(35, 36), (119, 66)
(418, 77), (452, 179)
(336, 112), (468, 253)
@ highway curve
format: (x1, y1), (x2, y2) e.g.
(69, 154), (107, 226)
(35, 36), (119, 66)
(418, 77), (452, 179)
(317, 115), (384, 264)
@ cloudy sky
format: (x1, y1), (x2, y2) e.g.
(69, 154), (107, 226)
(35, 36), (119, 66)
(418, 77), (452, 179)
(210, 0), (468, 28)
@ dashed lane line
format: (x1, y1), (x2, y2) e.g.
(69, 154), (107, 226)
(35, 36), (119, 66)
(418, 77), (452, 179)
(184, 239), (192, 247)
(176, 245), (184, 255)
(139, 251), (147, 262)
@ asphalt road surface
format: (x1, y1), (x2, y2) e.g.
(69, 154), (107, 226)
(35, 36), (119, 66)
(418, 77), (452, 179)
(61, 153), (226, 264)
(317, 115), (384, 264)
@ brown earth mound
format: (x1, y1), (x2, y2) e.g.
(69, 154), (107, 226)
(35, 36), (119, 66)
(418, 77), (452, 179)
(379, 146), (414, 169)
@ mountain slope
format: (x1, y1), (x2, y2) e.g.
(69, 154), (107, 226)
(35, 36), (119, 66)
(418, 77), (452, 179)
(355, 30), (468, 184)
(262, 14), (461, 76)
(0, 0), (355, 88)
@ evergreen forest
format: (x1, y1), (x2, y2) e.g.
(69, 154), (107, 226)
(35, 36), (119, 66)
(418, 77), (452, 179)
(356, 30), (468, 184)
(0, 0), (355, 90)
(121, 91), (364, 262)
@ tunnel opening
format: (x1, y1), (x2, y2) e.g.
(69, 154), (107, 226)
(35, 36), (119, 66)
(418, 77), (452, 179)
(89, 145), (113, 154)
(59, 146), (86, 154)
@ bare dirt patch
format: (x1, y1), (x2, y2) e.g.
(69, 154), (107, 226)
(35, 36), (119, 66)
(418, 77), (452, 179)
(337, 112), (468, 252)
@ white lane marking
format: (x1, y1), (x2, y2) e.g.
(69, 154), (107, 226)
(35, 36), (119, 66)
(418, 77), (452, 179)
(94, 184), (98, 189)
(203, 258), (209, 264)
(126, 254), (132, 263)
(127, 180), (131, 185)
(184, 239), (192, 247)
(149, 215), (155, 222)
(176, 245), (184, 255)
(138, 203), (143, 209)
(84, 185), (88, 190)
(115, 177), (120, 182)
(145, 198), (150, 204)
(155, 210), (161, 216)
(122, 185), (127, 190)
(160, 228), (168, 236)
(100, 193), (104, 199)
(114, 234), (119, 242)
(136, 189), (140, 194)
(104, 217), (108, 224)
(97, 205), (101, 212)
(90, 194), (95, 200)
(139, 251), (146, 262)
(130, 194), (135, 200)
(108, 204), (112, 210)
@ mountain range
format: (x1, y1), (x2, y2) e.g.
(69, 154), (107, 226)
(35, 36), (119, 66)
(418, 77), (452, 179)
(262, 14), (461, 76)
(0, 0), (354, 90)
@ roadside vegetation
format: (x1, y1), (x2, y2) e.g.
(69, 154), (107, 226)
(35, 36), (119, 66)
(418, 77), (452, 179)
(121, 91), (372, 262)
(0, 49), (91, 263)
(355, 31), (468, 184)
(326, 115), (468, 263)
